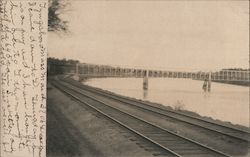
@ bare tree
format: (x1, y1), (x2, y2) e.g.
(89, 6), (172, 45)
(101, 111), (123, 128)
(48, 0), (68, 32)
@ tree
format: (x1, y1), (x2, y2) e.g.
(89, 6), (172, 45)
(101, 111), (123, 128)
(48, 0), (68, 32)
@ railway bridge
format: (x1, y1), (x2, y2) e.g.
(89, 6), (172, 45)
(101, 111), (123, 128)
(49, 63), (250, 92)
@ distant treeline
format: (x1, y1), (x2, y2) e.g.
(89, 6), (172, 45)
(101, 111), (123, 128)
(48, 57), (79, 65)
(47, 57), (80, 74)
(222, 68), (249, 71)
(213, 80), (249, 87)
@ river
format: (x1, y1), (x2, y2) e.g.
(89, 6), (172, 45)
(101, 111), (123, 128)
(84, 78), (249, 127)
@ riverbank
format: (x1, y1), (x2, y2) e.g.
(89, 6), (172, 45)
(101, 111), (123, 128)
(47, 81), (155, 157)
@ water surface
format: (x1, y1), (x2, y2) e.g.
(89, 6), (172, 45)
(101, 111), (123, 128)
(84, 78), (249, 127)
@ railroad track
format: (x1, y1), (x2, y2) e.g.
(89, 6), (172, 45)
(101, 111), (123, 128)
(52, 79), (231, 157)
(61, 77), (250, 143)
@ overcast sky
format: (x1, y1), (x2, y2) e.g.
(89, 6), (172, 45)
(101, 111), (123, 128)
(48, 1), (249, 71)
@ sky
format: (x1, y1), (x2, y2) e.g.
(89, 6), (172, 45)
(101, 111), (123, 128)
(48, 0), (249, 71)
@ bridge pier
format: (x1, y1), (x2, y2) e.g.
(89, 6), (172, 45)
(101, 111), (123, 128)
(208, 72), (211, 92)
(143, 70), (149, 90)
(203, 72), (212, 92)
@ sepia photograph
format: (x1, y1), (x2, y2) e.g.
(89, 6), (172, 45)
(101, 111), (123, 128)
(47, 0), (249, 157)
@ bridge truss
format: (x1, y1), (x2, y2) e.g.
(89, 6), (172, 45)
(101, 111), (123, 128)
(49, 63), (249, 91)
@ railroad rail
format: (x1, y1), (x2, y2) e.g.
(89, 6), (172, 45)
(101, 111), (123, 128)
(61, 77), (250, 143)
(52, 78), (231, 157)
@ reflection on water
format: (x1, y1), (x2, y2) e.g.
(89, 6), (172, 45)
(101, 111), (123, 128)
(143, 89), (148, 99)
(84, 78), (249, 127)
